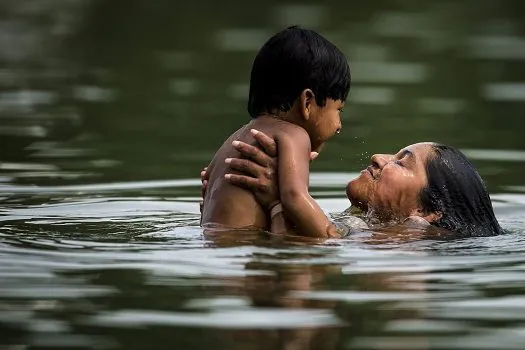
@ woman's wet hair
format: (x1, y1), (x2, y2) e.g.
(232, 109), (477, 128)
(248, 26), (351, 118)
(419, 144), (503, 237)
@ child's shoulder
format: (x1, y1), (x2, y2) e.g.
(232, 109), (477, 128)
(263, 118), (310, 140)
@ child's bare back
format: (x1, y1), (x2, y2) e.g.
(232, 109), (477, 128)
(201, 117), (301, 229)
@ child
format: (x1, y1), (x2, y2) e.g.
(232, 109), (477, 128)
(200, 26), (351, 237)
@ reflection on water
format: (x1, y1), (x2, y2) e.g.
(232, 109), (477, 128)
(2, 0), (525, 349)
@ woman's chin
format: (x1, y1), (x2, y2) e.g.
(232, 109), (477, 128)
(351, 201), (368, 212)
(346, 181), (368, 211)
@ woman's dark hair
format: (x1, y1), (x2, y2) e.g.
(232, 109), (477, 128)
(248, 26), (351, 118)
(419, 144), (503, 237)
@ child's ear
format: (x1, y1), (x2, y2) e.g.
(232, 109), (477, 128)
(300, 89), (315, 121)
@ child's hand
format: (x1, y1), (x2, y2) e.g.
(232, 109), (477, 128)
(311, 143), (323, 161)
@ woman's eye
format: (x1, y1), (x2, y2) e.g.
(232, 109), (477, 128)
(395, 160), (404, 167)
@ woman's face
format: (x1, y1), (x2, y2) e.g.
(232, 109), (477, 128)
(346, 143), (435, 220)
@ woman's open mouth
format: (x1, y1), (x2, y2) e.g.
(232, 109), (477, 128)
(366, 165), (375, 178)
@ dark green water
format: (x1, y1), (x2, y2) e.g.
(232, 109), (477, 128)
(2, 1), (525, 349)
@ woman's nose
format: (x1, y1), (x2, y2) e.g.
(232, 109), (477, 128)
(371, 154), (392, 168)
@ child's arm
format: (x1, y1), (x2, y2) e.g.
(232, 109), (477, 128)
(276, 129), (340, 238)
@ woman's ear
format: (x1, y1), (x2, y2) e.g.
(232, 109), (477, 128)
(422, 211), (442, 223)
(300, 89), (315, 121)
(410, 208), (442, 223)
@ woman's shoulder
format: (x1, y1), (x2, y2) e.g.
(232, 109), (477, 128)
(330, 207), (369, 237)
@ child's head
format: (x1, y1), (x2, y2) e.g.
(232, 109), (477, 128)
(247, 26), (351, 148)
(248, 26), (351, 118)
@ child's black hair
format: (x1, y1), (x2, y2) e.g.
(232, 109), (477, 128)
(247, 26), (351, 118)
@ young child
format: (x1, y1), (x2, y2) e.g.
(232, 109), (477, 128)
(200, 26), (351, 237)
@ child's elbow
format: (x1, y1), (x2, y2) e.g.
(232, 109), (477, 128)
(280, 188), (306, 208)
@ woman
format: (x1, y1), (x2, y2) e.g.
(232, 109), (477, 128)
(201, 129), (503, 238)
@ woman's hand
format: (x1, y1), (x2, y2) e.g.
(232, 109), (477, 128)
(225, 129), (280, 210)
(199, 128), (319, 211)
(199, 167), (209, 214)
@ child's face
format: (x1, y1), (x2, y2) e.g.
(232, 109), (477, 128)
(308, 98), (344, 150)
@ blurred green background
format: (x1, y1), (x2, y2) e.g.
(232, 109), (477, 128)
(1, 0), (525, 190)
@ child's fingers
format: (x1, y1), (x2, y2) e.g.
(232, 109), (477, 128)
(232, 140), (274, 167)
(310, 152), (319, 161)
(250, 129), (277, 157)
(225, 158), (264, 177)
